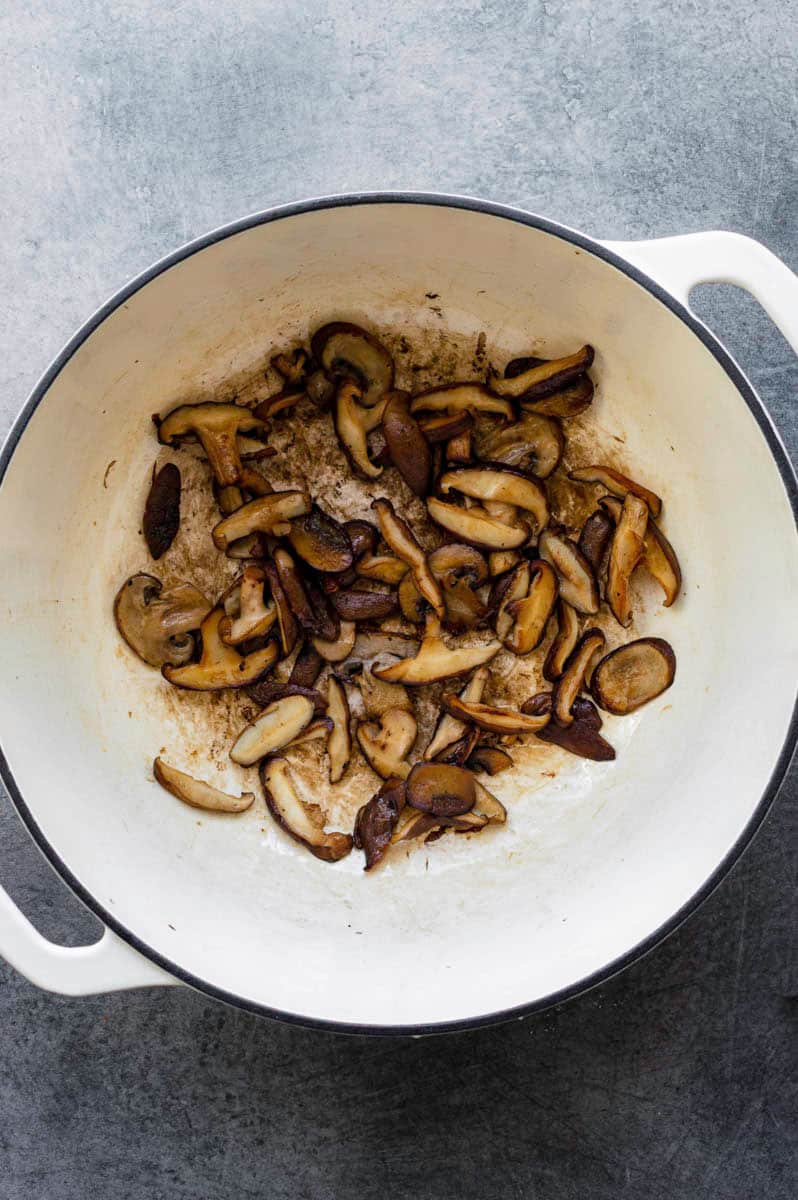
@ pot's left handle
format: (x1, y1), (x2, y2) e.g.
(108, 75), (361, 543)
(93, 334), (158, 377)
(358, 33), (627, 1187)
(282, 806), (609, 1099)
(0, 882), (179, 995)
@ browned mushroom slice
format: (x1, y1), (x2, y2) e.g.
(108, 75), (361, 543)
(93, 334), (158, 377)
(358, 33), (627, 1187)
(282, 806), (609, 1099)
(607, 493), (648, 626)
(260, 757), (352, 862)
(114, 574), (211, 668)
(312, 619), (356, 663)
(569, 465), (662, 518)
(599, 496), (682, 607)
(410, 383), (514, 419)
(289, 643), (324, 687)
(288, 506), (354, 573)
(467, 745), (513, 776)
(333, 378), (388, 479)
(530, 695), (616, 761)
(471, 779), (507, 824)
(520, 375), (594, 418)
(311, 322), (394, 407)
(330, 588), (398, 622)
(417, 410), (474, 444)
(238, 467), (274, 497)
(157, 402), (268, 486)
(274, 548), (339, 642)
(355, 555), (408, 584)
(446, 429), (472, 463)
(154, 758), (254, 813)
(326, 675), (352, 783)
(382, 389), (432, 496)
(262, 560), (298, 656)
(374, 616), (500, 686)
(226, 533), (269, 560)
(219, 566), (276, 646)
(357, 707), (417, 780)
(212, 490), (311, 551)
(552, 629), (605, 726)
(542, 599), (580, 682)
(493, 561), (531, 642)
(425, 666), (490, 760)
(488, 345), (594, 400)
(405, 762), (476, 817)
(591, 638), (676, 715)
(163, 608), (277, 690)
(245, 680), (327, 715)
(577, 509), (614, 575)
(538, 527), (599, 614)
(391, 806), (441, 843)
(215, 482), (244, 516)
(253, 388), (303, 421)
(354, 778), (406, 870)
(398, 574), (427, 623)
(143, 462), (181, 559)
(505, 560), (558, 654)
(352, 628), (419, 660)
(442, 694), (550, 734)
(477, 414), (564, 479)
(488, 550), (521, 576)
(271, 347), (311, 387)
(439, 466), (549, 532)
(343, 519), (379, 562)
(432, 727), (481, 767)
(427, 497), (530, 550)
(230, 695), (315, 766)
(372, 496), (444, 619)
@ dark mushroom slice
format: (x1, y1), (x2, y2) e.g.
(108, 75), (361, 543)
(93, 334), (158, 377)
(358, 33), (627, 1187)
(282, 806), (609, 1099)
(529, 695), (616, 761)
(405, 762), (476, 818)
(569, 465), (662, 518)
(488, 345), (594, 400)
(467, 745), (513, 776)
(391, 807), (442, 844)
(289, 643), (324, 687)
(425, 666), (490, 760)
(477, 414), (564, 479)
(372, 497), (444, 619)
(505, 559), (558, 655)
(492, 561), (531, 642)
(410, 383), (514, 420)
(441, 695), (551, 735)
(399, 574), (427, 624)
(542, 599), (580, 682)
(312, 619), (356, 663)
(432, 727), (481, 767)
(238, 467), (274, 497)
(288, 506), (354, 573)
(382, 389), (432, 496)
(354, 778), (406, 870)
(330, 588), (399, 622)
(334, 378), (388, 479)
(374, 616), (500, 686)
(230, 695), (315, 766)
(439, 465), (549, 533)
(143, 462), (181, 559)
(599, 496), (682, 607)
(417, 410), (474, 445)
(271, 347), (311, 388)
(305, 368), (334, 410)
(163, 608), (278, 690)
(539, 527), (599, 614)
(260, 757), (352, 862)
(327, 675), (352, 783)
(157, 401), (268, 486)
(212, 490), (311, 551)
(311, 322), (394, 407)
(262, 560), (299, 656)
(606, 493), (648, 626)
(357, 707), (417, 780)
(591, 638), (676, 715)
(114, 574), (211, 668)
(344, 519), (380, 562)
(427, 497), (530, 550)
(245, 680), (327, 716)
(153, 758), (254, 813)
(520, 375), (594, 418)
(274, 548), (339, 642)
(219, 566), (277, 645)
(445, 429), (472, 463)
(577, 509), (614, 575)
(355, 555), (408, 584)
(552, 629), (606, 726)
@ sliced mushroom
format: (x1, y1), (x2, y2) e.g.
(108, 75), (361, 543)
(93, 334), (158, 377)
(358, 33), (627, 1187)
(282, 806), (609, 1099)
(391, 807), (441, 844)
(312, 619), (357, 663)
(260, 757), (352, 862)
(405, 762), (476, 817)
(373, 616), (500, 685)
(425, 666), (490, 760)
(274, 547), (339, 642)
(599, 496), (681, 607)
(569, 465), (662, 518)
(230, 695), (315, 765)
(441, 694), (550, 734)
(427, 497), (530, 550)
(552, 629), (605, 726)
(398, 574), (427, 624)
(477, 414), (564, 479)
(353, 663), (413, 718)
(542, 600), (580, 682)
(606, 493), (648, 626)
(467, 745), (513, 776)
(153, 758), (254, 813)
(352, 628), (419, 660)
(577, 509), (614, 574)
(382, 389), (432, 496)
(163, 608), (278, 690)
(417, 410), (474, 443)
(263, 560), (299, 656)
(284, 717), (334, 749)
(288, 643), (325, 687)
(344, 519), (379, 562)
(212, 490), (311, 551)
(372, 497), (444, 619)
(143, 462), (181, 559)
(219, 566), (277, 645)
(539, 527), (599, 614)
(520, 376), (594, 418)
(114, 574), (212, 668)
(489, 550), (521, 576)
(439, 465), (548, 533)
(330, 588), (398, 622)
(245, 680), (327, 715)
(253, 388), (303, 420)
(526, 695), (615, 761)
(357, 707), (417, 780)
(157, 402), (268, 486)
(311, 322), (394, 407)
(505, 560), (558, 654)
(432, 727), (481, 767)
(334, 379), (387, 479)
(225, 533), (268, 560)
(288, 506), (354, 573)
(488, 345), (594, 400)
(215, 481), (244, 516)
(410, 383), (514, 419)
(471, 779), (507, 824)
(239, 467), (274, 497)
(271, 347), (311, 388)
(355, 555), (409, 584)
(305, 368), (335, 410)
(591, 638), (676, 715)
(354, 778), (406, 870)
(493, 561), (531, 642)
(326, 675), (352, 783)
(445, 429), (472, 463)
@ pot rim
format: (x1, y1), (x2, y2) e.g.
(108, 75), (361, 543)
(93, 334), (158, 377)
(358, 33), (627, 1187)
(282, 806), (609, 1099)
(1, 190), (796, 1036)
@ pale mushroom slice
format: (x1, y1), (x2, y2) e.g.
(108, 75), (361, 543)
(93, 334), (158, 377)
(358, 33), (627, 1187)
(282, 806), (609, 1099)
(471, 778), (507, 824)
(599, 496), (682, 607)
(542, 600), (580, 682)
(552, 629), (606, 726)
(487, 345), (594, 400)
(157, 401), (268, 486)
(271, 346), (312, 388)
(539, 527), (599, 614)
(373, 616), (500, 686)
(372, 497), (444, 618)
(591, 638), (676, 715)
(607, 493), (648, 626)
(219, 566), (277, 645)
(439, 465), (549, 533)
(353, 663), (414, 718)
(427, 497), (530, 550)
(284, 717), (334, 749)
(409, 383), (514, 419)
(477, 413), (564, 479)
(260, 757), (352, 862)
(334, 379), (388, 479)
(505, 560), (559, 655)
(163, 608), (278, 690)
(441, 694), (551, 734)
(445, 428), (473, 463)
(489, 550), (521, 576)
(355, 555), (409, 584)
(493, 561), (531, 642)
(230, 695), (315, 766)
(114, 574), (212, 668)
(313, 619), (357, 663)
(311, 322), (394, 407)
(569, 465), (662, 518)
(357, 707), (418, 780)
(212, 490), (311, 551)
(327, 675), (352, 783)
(154, 758), (255, 813)
(425, 666), (490, 760)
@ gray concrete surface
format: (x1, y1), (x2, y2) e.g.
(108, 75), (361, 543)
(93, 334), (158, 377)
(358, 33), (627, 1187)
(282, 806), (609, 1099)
(1, 2), (796, 1197)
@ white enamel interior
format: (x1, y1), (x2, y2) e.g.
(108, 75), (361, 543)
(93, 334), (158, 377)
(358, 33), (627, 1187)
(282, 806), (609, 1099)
(0, 202), (795, 1028)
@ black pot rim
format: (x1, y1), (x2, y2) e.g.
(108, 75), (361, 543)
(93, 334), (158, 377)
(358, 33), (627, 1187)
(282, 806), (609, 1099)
(1, 191), (796, 1036)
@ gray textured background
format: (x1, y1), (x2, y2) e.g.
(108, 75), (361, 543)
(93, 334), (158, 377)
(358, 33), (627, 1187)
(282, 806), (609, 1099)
(1, 2), (797, 1197)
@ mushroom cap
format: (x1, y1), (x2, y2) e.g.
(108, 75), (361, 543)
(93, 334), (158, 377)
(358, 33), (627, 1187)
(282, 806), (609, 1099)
(114, 573), (211, 668)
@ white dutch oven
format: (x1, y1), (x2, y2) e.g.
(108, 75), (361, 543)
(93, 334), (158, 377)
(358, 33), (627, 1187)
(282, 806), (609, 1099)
(0, 195), (796, 1034)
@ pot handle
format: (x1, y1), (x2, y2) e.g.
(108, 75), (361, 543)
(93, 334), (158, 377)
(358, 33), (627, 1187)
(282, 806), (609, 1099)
(602, 231), (798, 354)
(0, 881), (178, 995)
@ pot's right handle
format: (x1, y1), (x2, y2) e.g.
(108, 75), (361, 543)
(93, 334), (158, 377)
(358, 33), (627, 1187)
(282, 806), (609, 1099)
(603, 231), (798, 355)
